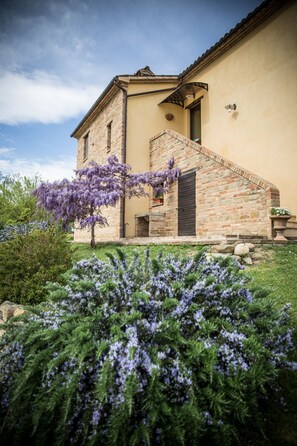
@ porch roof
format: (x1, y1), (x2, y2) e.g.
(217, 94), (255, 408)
(159, 82), (208, 108)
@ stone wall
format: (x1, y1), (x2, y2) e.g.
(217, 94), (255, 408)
(75, 89), (125, 243)
(149, 213), (166, 237)
(150, 130), (280, 239)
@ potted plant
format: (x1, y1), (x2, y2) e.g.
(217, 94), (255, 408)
(270, 207), (292, 242)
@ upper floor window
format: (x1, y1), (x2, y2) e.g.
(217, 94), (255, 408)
(190, 103), (201, 144)
(83, 133), (89, 160)
(107, 121), (112, 152)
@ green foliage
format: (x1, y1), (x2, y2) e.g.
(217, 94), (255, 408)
(0, 172), (50, 228)
(71, 242), (200, 263)
(247, 245), (297, 318)
(0, 227), (74, 305)
(0, 250), (295, 445)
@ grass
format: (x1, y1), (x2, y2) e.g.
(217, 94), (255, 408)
(72, 242), (200, 263)
(71, 241), (297, 445)
(246, 244), (297, 319)
(245, 244), (297, 446)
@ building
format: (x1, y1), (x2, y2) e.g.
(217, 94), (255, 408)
(71, 0), (297, 243)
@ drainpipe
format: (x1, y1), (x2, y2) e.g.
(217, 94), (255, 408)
(114, 81), (127, 238)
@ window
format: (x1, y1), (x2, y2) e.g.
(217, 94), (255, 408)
(83, 133), (89, 160)
(152, 183), (164, 206)
(190, 103), (201, 143)
(107, 121), (112, 152)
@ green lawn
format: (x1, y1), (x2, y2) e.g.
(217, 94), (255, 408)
(71, 242), (297, 446)
(71, 242), (199, 263)
(246, 244), (297, 318)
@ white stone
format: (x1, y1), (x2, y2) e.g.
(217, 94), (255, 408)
(242, 256), (253, 265)
(13, 308), (26, 317)
(0, 301), (25, 322)
(234, 243), (250, 257)
(0, 302), (17, 322)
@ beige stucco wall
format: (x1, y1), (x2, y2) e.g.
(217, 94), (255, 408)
(124, 80), (183, 237)
(74, 89), (124, 243)
(183, 1), (297, 215)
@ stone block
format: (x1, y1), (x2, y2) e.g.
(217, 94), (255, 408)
(234, 243), (250, 257)
(0, 301), (25, 322)
(242, 256), (253, 265)
(0, 301), (17, 322)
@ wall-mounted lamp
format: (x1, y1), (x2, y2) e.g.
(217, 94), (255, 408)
(165, 113), (174, 121)
(186, 94), (195, 100)
(225, 103), (237, 113)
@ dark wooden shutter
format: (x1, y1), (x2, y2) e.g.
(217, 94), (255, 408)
(178, 171), (196, 236)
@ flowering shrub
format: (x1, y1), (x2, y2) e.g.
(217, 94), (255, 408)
(0, 250), (295, 445)
(0, 220), (49, 242)
(271, 207), (291, 216)
(0, 226), (73, 305)
(34, 156), (179, 247)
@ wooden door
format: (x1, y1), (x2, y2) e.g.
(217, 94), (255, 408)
(178, 171), (196, 236)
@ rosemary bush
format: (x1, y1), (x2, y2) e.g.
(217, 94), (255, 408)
(0, 221), (49, 242)
(0, 250), (295, 445)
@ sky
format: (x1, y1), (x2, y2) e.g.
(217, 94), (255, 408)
(0, 0), (262, 182)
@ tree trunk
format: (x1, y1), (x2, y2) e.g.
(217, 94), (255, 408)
(90, 206), (96, 248)
(90, 223), (95, 248)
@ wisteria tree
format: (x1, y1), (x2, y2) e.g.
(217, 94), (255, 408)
(33, 156), (180, 247)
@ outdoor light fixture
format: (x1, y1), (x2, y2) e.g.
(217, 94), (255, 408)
(225, 103), (237, 113)
(185, 94), (195, 100)
(165, 113), (174, 121)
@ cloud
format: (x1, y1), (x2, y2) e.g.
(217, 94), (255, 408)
(0, 146), (15, 155)
(0, 71), (101, 125)
(0, 153), (76, 181)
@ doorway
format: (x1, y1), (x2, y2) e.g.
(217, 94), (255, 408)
(178, 171), (196, 236)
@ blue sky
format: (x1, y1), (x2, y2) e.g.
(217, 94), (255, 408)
(0, 0), (262, 181)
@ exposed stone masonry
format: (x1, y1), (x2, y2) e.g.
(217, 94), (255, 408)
(75, 89), (125, 243)
(150, 130), (280, 239)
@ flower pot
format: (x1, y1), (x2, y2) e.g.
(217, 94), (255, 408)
(270, 215), (291, 243)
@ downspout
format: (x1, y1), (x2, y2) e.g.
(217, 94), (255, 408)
(114, 80), (127, 238)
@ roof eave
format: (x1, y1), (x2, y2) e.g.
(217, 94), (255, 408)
(71, 76), (119, 138)
(71, 74), (179, 139)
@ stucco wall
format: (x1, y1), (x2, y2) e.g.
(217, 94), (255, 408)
(124, 80), (183, 237)
(182, 1), (297, 215)
(150, 130), (280, 239)
(75, 89), (124, 243)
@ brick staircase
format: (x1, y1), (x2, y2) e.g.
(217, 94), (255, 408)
(284, 216), (297, 239)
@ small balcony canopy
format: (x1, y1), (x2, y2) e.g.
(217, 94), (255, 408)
(160, 82), (208, 108)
